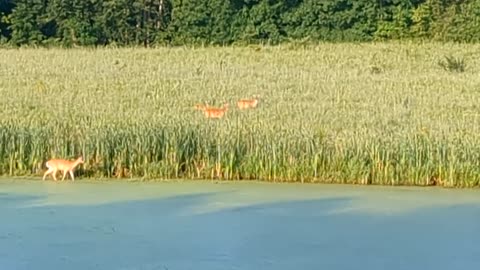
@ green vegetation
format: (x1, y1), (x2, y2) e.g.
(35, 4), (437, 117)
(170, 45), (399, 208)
(437, 55), (466, 73)
(1, 0), (480, 46)
(1, 43), (480, 186)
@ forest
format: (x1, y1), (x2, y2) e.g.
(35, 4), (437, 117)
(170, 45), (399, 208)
(1, 0), (480, 46)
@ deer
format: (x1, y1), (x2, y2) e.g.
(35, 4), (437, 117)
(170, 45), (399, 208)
(196, 103), (229, 119)
(42, 156), (84, 182)
(237, 95), (260, 109)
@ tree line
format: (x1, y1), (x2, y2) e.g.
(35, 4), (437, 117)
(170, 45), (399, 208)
(1, 0), (479, 47)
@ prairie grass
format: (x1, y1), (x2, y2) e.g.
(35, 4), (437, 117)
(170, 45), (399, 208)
(1, 42), (480, 186)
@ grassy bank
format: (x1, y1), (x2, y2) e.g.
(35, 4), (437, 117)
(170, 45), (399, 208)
(1, 43), (480, 186)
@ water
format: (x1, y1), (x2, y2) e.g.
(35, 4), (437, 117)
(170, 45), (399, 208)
(1, 179), (480, 270)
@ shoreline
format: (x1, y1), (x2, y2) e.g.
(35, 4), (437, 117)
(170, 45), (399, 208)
(2, 176), (478, 190)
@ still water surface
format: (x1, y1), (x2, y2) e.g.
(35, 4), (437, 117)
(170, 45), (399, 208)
(1, 179), (480, 270)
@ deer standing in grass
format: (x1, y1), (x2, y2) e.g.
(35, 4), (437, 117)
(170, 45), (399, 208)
(196, 103), (229, 119)
(43, 156), (84, 182)
(237, 96), (260, 109)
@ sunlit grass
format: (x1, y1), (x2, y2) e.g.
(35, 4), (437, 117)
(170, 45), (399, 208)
(1, 42), (480, 186)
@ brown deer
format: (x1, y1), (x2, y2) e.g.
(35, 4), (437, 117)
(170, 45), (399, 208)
(237, 95), (260, 109)
(43, 156), (84, 182)
(196, 103), (229, 119)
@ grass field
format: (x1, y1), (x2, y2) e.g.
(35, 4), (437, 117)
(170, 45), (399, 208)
(1, 42), (480, 186)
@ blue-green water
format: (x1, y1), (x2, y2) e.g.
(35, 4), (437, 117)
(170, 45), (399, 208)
(1, 179), (480, 270)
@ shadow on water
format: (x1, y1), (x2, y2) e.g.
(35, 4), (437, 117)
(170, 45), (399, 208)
(1, 190), (480, 270)
(0, 192), (45, 207)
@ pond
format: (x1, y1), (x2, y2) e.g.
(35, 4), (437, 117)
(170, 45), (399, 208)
(1, 179), (480, 270)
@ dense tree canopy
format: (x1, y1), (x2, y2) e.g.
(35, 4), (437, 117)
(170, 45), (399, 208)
(0, 0), (479, 46)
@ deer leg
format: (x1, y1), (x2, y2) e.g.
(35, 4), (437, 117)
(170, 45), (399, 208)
(43, 168), (53, 181)
(52, 169), (58, 181)
(69, 170), (75, 182)
(61, 170), (67, 181)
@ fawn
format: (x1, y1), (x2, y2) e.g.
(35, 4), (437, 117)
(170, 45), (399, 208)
(42, 156), (84, 182)
(237, 96), (260, 109)
(197, 103), (229, 119)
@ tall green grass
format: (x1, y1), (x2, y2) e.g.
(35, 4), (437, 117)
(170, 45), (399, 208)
(1, 43), (480, 186)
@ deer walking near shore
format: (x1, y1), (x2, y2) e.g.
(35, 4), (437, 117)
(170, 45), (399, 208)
(42, 156), (84, 182)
